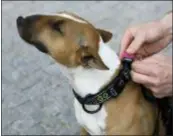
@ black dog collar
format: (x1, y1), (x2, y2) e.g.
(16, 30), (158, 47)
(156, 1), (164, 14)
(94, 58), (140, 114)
(73, 58), (133, 114)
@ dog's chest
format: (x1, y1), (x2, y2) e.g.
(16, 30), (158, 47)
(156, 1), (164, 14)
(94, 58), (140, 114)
(74, 99), (107, 135)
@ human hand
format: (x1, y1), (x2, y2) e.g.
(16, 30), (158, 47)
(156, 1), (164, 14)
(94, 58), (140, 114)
(131, 54), (172, 98)
(119, 12), (172, 59)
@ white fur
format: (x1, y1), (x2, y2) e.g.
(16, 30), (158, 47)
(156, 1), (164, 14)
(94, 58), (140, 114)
(56, 13), (87, 24)
(38, 12), (87, 24)
(57, 38), (120, 135)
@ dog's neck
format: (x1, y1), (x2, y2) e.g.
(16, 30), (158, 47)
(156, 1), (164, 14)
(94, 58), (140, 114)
(57, 39), (120, 97)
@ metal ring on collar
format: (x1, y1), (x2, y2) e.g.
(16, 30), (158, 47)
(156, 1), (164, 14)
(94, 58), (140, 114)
(82, 103), (103, 114)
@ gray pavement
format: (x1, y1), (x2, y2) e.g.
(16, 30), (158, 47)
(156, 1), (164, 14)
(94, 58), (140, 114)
(2, 1), (172, 135)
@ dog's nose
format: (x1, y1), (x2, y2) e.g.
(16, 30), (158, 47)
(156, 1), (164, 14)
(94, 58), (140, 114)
(17, 16), (24, 26)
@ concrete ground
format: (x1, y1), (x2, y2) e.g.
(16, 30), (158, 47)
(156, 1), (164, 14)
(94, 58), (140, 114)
(2, 1), (172, 135)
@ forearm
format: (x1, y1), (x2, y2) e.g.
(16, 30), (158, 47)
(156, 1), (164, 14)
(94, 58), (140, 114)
(160, 11), (172, 35)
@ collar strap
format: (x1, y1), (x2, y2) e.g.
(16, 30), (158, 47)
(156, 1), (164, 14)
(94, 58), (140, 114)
(73, 57), (133, 114)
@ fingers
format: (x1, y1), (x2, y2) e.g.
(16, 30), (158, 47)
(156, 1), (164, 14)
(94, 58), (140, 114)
(131, 71), (170, 98)
(132, 57), (166, 82)
(120, 21), (171, 58)
(131, 57), (163, 85)
(120, 29), (134, 59)
(131, 71), (155, 85)
(131, 55), (172, 98)
(132, 61), (155, 76)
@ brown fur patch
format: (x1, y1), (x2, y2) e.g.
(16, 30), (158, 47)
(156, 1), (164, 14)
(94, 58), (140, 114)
(18, 14), (102, 67)
(105, 81), (165, 135)
(17, 12), (114, 70)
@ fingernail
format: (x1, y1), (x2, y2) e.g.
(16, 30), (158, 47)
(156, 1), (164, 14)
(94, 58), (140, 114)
(126, 48), (131, 53)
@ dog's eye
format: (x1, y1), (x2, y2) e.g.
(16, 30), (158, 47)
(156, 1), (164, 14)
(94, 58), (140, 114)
(52, 20), (64, 34)
(82, 56), (93, 63)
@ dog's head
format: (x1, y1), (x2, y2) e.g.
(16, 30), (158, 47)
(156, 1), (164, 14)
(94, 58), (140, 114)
(16, 12), (113, 70)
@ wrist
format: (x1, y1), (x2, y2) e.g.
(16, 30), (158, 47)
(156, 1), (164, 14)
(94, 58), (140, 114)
(160, 11), (172, 36)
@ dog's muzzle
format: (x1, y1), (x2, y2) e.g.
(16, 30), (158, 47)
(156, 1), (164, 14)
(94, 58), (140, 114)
(16, 15), (34, 43)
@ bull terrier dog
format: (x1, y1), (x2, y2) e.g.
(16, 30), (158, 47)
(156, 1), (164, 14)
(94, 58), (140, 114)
(16, 11), (165, 135)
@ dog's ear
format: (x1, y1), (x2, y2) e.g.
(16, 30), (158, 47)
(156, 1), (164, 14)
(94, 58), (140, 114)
(77, 46), (109, 70)
(96, 28), (113, 43)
